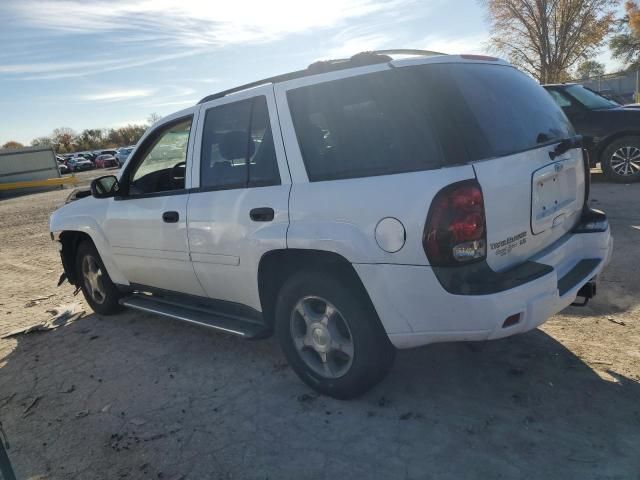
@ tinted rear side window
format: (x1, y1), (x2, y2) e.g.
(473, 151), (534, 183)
(403, 64), (574, 161)
(200, 96), (280, 189)
(287, 70), (445, 181)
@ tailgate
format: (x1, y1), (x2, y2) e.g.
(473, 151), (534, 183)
(474, 146), (585, 271)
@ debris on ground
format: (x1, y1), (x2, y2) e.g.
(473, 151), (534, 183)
(129, 418), (146, 427)
(24, 295), (55, 308)
(1, 303), (84, 338)
(296, 393), (317, 404)
(59, 384), (75, 394)
(590, 360), (614, 366)
(75, 409), (89, 418)
(22, 396), (42, 418)
(607, 316), (626, 326)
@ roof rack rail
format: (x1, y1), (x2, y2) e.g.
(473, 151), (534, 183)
(368, 49), (446, 57)
(197, 49), (447, 105)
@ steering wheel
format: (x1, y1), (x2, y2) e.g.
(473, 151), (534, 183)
(170, 161), (186, 189)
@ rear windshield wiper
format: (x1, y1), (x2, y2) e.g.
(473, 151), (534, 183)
(549, 135), (583, 160)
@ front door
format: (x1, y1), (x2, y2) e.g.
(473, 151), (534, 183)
(187, 86), (291, 311)
(103, 109), (206, 296)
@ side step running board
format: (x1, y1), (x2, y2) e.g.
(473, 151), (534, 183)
(119, 294), (268, 338)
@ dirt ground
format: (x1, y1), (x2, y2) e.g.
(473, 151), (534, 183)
(0, 170), (639, 480)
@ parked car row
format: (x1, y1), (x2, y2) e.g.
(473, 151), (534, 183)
(55, 147), (134, 173)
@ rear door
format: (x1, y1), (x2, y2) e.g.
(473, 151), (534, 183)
(187, 86), (290, 311)
(403, 62), (585, 271)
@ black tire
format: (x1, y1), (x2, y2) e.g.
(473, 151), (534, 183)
(601, 136), (640, 183)
(275, 270), (395, 399)
(75, 241), (122, 315)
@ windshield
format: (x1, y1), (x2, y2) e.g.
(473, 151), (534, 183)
(564, 84), (618, 110)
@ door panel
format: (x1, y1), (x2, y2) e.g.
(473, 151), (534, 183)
(188, 187), (289, 309)
(102, 107), (205, 296)
(187, 86), (291, 310)
(105, 195), (206, 296)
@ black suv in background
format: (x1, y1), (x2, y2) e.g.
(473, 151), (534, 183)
(544, 83), (640, 182)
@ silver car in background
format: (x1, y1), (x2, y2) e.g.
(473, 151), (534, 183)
(115, 146), (134, 167)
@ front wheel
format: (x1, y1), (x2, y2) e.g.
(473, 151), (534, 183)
(601, 136), (640, 183)
(275, 271), (395, 399)
(75, 241), (122, 315)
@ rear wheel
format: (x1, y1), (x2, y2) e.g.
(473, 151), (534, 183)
(275, 271), (395, 399)
(601, 136), (640, 183)
(75, 241), (122, 315)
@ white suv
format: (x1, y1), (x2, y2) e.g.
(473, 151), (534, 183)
(50, 51), (613, 399)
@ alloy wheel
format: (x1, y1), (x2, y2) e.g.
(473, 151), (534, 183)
(610, 146), (640, 176)
(289, 296), (354, 379)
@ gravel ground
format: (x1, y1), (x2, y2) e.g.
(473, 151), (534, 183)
(0, 170), (639, 480)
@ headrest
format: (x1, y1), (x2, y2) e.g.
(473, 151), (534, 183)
(219, 130), (255, 161)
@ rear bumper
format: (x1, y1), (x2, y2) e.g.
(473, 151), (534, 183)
(354, 225), (612, 349)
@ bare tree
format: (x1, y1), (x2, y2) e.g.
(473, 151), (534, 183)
(482, 0), (618, 83)
(51, 127), (77, 153)
(147, 113), (162, 126)
(31, 136), (53, 147)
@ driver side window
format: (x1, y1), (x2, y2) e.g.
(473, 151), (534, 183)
(129, 117), (193, 196)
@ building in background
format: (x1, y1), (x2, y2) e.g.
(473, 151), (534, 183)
(0, 146), (61, 198)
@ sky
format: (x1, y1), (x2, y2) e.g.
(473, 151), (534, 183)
(0, 0), (626, 145)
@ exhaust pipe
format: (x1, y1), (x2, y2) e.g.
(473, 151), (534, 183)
(571, 281), (596, 307)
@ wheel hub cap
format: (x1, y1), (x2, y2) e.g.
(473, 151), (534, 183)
(290, 296), (354, 379)
(311, 325), (330, 350)
(611, 146), (640, 176)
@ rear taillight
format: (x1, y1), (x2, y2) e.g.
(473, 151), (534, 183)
(423, 180), (487, 266)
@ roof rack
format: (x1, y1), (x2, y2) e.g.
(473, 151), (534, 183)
(197, 49), (446, 105)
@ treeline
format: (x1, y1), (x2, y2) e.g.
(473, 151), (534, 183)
(31, 124), (148, 154)
(2, 113), (161, 154)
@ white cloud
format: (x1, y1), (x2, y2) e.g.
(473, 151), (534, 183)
(82, 89), (155, 102)
(419, 34), (491, 56)
(14, 50), (206, 80)
(0, 58), (122, 74)
(9, 0), (399, 47)
(323, 33), (392, 60)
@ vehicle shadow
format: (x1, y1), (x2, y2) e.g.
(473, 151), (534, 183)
(0, 310), (638, 479)
(560, 169), (640, 318)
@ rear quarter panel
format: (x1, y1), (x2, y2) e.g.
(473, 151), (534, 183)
(285, 169), (476, 265)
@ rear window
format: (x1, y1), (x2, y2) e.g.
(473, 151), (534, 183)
(287, 70), (445, 182)
(287, 64), (574, 182)
(402, 63), (574, 161)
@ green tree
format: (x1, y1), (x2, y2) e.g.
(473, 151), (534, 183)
(107, 125), (147, 147)
(482, 0), (618, 83)
(2, 141), (24, 149)
(576, 60), (606, 78)
(75, 128), (107, 151)
(610, 1), (640, 66)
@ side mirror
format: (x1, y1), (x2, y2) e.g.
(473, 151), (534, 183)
(90, 175), (120, 199)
